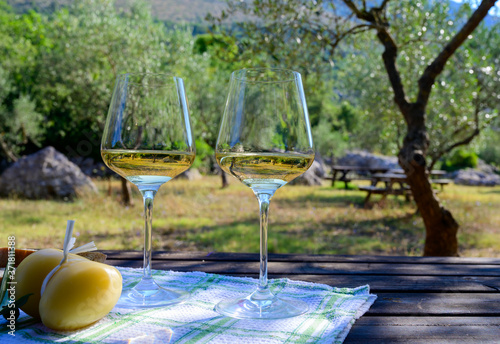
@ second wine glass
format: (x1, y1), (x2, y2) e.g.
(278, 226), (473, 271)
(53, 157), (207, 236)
(101, 73), (195, 308)
(215, 68), (315, 319)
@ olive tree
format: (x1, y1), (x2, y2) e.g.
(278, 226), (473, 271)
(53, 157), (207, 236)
(209, 0), (499, 256)
(335, 2), (499, 168)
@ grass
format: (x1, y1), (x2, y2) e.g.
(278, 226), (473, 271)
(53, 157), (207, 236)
(0, 176), (499, 257)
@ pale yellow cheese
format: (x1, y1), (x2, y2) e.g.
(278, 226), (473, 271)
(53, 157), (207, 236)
(14, 248), (86, 318)
(39, 259), (122, 331)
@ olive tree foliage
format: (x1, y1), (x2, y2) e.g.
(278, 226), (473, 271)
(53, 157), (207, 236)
(335, 1), (500, 165)
(208, 0), (499, 162)
(333, 38), (400, 155)
(476, 119), (500, 167)
(32, 0), (172, 159)
(206, 1), (360, 159)
(1, 0), (227, 202)
(182, 34), (235, 173)
(0, 3), (45, 161)
(0, 0), (236, 172)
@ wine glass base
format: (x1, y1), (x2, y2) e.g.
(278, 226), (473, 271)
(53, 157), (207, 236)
(116, 279), (189, 309)
(215, 296), (308, 319)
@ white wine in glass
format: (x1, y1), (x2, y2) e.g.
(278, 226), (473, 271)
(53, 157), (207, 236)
(215, 68), (315, 319)
(101, 73), (195, 308)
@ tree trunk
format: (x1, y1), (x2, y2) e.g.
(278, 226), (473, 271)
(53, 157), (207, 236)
(121, 177), (134, 206)
(221, 171), (229, 189)
(399, 109), (459, 257)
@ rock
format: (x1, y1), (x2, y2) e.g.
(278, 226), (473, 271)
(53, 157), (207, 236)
(289, 160), (324, 186)
(0, 146), (98, 199)
(476, 159), (500, 175)
(337, 150), (399, 170)
(177, 168), (203, 181)
(0, 158), (11, 175)
(451, 168), (500, 186)
(311, 153), (327, 178)
(446, 159), (500, 186)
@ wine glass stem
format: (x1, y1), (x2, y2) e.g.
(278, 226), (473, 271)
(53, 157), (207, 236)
(142, 190), (156, 280)
(257, 193), (271, 292)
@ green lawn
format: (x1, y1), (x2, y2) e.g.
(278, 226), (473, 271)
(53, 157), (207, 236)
(1, 176), (499, 257)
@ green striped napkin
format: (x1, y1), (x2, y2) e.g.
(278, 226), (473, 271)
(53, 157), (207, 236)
(5, 267), (376, 343)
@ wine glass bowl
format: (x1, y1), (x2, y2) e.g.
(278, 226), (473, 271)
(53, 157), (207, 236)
(101, 73), (195, 308)
(215, 68), (314, 319)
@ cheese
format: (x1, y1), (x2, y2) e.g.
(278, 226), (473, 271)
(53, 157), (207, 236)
(39, 259), (122, 331)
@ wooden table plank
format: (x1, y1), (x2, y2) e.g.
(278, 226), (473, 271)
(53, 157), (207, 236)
(267, 274), (500, 292)
(106, 259), (500, 277)
(102, 250), (500, 265)
(345, 317), (500, 344)
(368, 293), (500, 315)
(106, 261), (500, 292)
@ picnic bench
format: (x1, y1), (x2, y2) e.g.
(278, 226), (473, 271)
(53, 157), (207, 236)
(359, 172), (412, 205)
(430, 178), (453, 190)
(104, 251), (500, 343)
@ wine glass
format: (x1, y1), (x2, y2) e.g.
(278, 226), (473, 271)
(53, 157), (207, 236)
(215, 68), (315, 319)
(101, 73), (195, 308)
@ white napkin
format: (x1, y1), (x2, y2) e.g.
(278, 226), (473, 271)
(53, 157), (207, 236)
(8, 267), (376, 343)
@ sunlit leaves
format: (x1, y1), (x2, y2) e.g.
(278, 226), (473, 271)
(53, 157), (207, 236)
(32, 0), (172, 153)
(0, 3), (47, 160)
(343, 0), (499, 163)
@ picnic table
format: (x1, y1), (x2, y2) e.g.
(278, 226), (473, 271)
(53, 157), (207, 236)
(104, 251), (500, 343)
(327, 166), (450, 190)
(388, 169), (451, 190)
(359, 170), (453, 205)
(388, 168), (447, 177)
(327, 165), (390, 189)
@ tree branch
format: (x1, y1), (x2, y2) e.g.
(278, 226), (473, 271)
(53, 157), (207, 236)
(429, 127), (480, 170)
(417, 0), (498, 107)
(343, 0), (411, 118)
(376, 29), (411, 118)
(0, 135), (18, 162)
(343, 0), (374, 21)
(378, 0), (391, 11)
(429, 88), (484, 169)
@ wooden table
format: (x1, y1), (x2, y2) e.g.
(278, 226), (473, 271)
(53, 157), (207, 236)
(104, 251), (500, 343)
(371, 172), (408, 187)
(388, 168), (447, 177)
(386, 169), (452, 190)
(360, 172), (453, 205)
(328, 166), (390, 189)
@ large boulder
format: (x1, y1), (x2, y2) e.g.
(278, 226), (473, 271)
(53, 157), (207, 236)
(0, 147), (98, 199)
(446, 159), (500, 186)
(337, 150), (399, 170)
(289, 160), (325, 186)
(451, 169), (500, 186)
(177, 168), (203, 181)
(476, 159), (500, 175)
